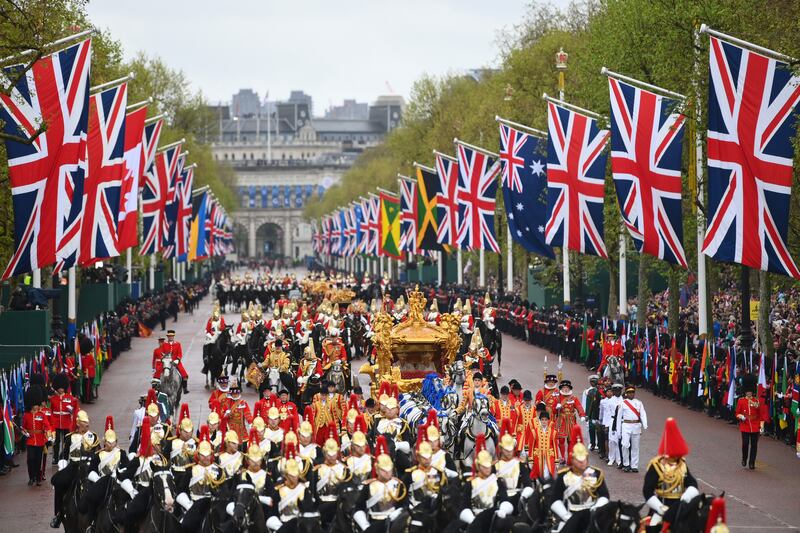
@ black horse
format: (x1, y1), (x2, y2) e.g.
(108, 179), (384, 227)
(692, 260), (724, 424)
(328, 479), (362, 533)
(94, 477), (130, 533)
(511, 480), (550, 532)
(229, 484), (269, 533)
(62, 460), (92, 533)
(588, 501), (643, 533)
(204, 327), (232, 389)
(139, 470), (180, 533)
(661, 492), (720, 533)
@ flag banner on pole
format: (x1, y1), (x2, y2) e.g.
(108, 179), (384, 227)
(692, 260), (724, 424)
(138, 119), (164, 256)
(415, 165), (444, 251)
(338, 209), (347, 256)
(399, 177), (418, 253)
(161, 152), (185, 259)
(330, 211), (342, 256)
(703, 34), (800, 278)
(498, 122), (555, 258)
(343, 207), (354, 256)
(0, 39), (92, 278)
(205, 197), (216, 257)
(455, 142), (501, 252)
(368, 195), (380, 256)
(142, 143), (180, 256)
(608, 77), (687, 267)
(188, 190), (208, 261)
(118, 106), (147, 251)
(176, 166), (194, 261)
(80, 83), (128, 265)
(434, 152), (459, 247)
(379, 191), (402, 259)
(311, 219), (321, 255)
(545, 101), (610, 258)
(354, 203), (365, 255)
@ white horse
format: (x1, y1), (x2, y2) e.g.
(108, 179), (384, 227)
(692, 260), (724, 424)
(603, 355), (625, 386)
(159, 356), (182, 417)
(457, 394), (497, 471)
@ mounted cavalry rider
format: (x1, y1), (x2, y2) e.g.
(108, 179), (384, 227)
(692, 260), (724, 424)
(312, 423), (350, 526)
(175, 426), (226, 531)
(164, 329), (189, 394)
(166, 403), (196, 486)
(548, 424), (610, 531)
(643, 417), (699, 529)
(458, 433), (514, 530)
(297, 343), (322, 393)
(267, 442), (315, 531)
(403, 439), (444, 523)
(120, 417), (170, 533)
(495, 418), (533, 508)
(80, 416), (129, 531)
(50, 409), (95, 529)
(353, 436), (407, 533)
(346, 416), (373, 484)
(205, 302), (226, 344)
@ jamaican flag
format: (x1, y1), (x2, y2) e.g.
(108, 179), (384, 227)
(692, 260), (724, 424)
(415, 165), (444, 251)
(379, 191), (402, 259)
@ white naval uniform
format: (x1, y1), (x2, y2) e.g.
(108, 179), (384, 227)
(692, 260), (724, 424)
(601, 395), (622, 466)
(618, 398), (647, 469)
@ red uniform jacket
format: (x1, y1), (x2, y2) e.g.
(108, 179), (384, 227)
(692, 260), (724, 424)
(164, 341), (183, 361)
(22, 410), (51, 446)
(152, 347), (163, 369)
(65, 356), (77, 382)
(735, 397), (763, 433)
(49, 393), (79, 431)
(206, 317), (226, 334)
(81, 353), (96, 378)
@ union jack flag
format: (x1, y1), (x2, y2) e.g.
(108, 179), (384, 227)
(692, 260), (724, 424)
(608, 77), (687, 267)
(366, 195), (380, 256)
(322, 215), (332, 255)
(703, 35), (800, 278)
(0, 39), (91, 279)
(357, 199), (370, 255)
(499, 123), (528, 193)
(161, 152), (185, 259)
(545, 101), (610, 258)
(330, 211), (343, 256)
(211, 202), (227, 255)
(434, 152), (459, 247)
(312, 219), (322, 255)
(455, 143), (501, 252)
(343, 207), (355, 256)
(399, 177), (418, 253)
(141, 144), (180, 256)
(176, 166), (194, 259)
(137, 120), (164, 256)
(79, 83), (128, 265)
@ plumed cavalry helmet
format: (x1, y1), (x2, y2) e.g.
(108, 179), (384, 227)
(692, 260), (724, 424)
(374, 435), (393, 473)
(104, 415), (116, 444)
(179, 403), (192, 433)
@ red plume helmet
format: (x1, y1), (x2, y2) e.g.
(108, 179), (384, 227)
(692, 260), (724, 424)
(499, 417), (513, 440)
(303, 405), (314, 426)
(704, 496), (727, 532)
(658, 418), (690, 458)
(105, 415), (114, 431)
(472, 432), (487, 475)
(373, 435), (390, 476)
(568, 424), (586, 463)
(197, 424), (210, 444)
(145, 388), (158, 409)
(390, 383), (400, 399)
(138, 417), (152, 457)
(348, 393), (360, 412)
(378, 381), (390, 399)
(282, 412), (299, 434)
(326, 421), (339, 443)
(284, 441), (297, 461)
(248, 427), (260, 446)
(425, 409), (439, 429)
(179, 403), (190, 422)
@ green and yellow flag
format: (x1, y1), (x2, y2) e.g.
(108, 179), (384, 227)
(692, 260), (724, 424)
(379, 191), (402, 259)
(415, 165), (443, 251)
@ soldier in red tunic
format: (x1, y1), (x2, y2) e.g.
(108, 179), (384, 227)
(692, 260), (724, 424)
(535, 373), (561, 417)
(22, 388), (51, 485)
(735, 375), (764, 469)
(164, 329), (189, 394)
(150, 337), (165, 371)
(49, 373), (80, 465)
(224, 380), (253, 443)
(554, 380), (586, 464)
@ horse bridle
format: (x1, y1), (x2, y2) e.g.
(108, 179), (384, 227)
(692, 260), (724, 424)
(149, 470), (176, 532)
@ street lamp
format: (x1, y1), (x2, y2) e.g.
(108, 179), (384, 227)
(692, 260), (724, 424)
(555, 47), (568, 101)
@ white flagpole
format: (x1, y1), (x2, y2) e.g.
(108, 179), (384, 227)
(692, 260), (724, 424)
(695, 24), (708, 337)
(32, 269), (41, 288)
(619, 232), (627, 318)
(149, 257), (155, 290)
(479, 248), (485, 287)
(68, 266), (76, 337)
(438, 250), (443, 287)
(126, 249), (132, 284)
(506, 226), (513, 293)
(457, 249), (463, 284)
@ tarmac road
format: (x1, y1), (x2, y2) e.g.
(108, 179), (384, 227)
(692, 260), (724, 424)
(2, 267), (798, 531)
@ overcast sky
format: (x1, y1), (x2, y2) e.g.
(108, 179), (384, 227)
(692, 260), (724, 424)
(87, 0), (568, 116)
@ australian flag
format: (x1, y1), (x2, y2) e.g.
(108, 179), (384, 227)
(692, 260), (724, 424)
(498, 122), (554, 259)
